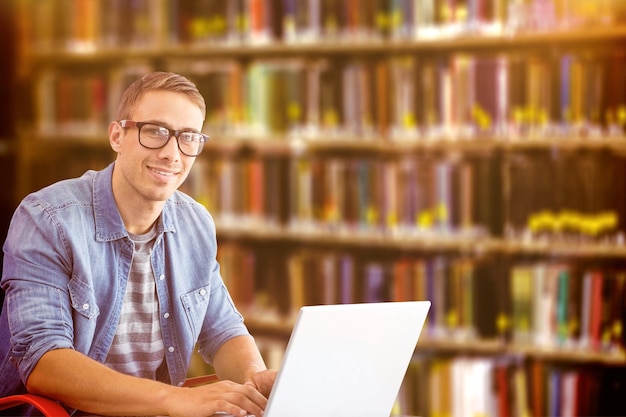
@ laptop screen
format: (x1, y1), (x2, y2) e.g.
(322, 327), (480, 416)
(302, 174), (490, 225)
(263, 301), (431, 417)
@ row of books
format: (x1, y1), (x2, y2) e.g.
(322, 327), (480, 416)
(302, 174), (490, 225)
(217, 242), (626, 354)
(183, 156), (288, 230)
(182, 150), (626, 242)
(509, 263), (626, 353)
(23, 141), (626, 249)
(170, 52), (626, 140)
(401, 356), (626, 417)
(34, 50), (626, 141)
(287, 154), (495, 236)
(187, 153), (496, 238)
(504, 150), (626, 242)
(22, 0), (626, 51)
(34, 63), (152, 137)
(198, 336), (626, 417)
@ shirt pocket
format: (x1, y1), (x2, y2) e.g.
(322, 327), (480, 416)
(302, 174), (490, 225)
(68, 277), (100, 320)
(180, 284), (211, 342)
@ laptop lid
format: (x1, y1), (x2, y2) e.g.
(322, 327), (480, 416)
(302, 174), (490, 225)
(264, 301), (431, 417)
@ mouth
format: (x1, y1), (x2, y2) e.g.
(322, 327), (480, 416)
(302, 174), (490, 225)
(149, 166), (180, 179)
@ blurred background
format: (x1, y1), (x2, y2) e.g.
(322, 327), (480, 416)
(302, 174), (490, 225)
(3, 1), (626, 416)
(0, 2), (18, 310)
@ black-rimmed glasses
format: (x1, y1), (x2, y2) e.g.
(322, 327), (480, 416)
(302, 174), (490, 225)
(118, 120), (209, 157)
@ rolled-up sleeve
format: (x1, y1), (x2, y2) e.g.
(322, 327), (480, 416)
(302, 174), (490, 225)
(194, 258), (250, 365)
(2, 199), (75, 384)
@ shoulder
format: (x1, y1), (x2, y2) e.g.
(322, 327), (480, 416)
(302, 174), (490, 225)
(22, 170), (97, 212)
(165, 190), (215, 228)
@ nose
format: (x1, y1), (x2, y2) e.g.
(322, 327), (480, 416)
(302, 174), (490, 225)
(157, 133), (181, 162)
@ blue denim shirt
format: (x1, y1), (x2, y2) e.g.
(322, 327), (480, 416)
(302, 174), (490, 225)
(0, 162), (250, 397)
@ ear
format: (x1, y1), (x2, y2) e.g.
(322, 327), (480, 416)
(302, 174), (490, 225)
(109, 121), (123, 152)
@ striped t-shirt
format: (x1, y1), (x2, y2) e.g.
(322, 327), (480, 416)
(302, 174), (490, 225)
(104, 226), (166, 380)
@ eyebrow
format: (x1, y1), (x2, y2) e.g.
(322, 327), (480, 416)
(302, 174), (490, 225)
(143, 120), (201, 133)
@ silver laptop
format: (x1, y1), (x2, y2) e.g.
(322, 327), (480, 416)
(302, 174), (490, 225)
(217, 301), (430, 417)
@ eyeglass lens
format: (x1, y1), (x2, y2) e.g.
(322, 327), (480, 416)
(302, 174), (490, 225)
(139, 123), (204, 156)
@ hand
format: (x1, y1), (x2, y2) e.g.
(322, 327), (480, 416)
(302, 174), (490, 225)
(167, 379), (268, 417)
(246, 369), (278, 398)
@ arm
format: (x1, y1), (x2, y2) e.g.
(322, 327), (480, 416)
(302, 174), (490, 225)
(212, 335), (278, 398)
(26, 348), (268, 417)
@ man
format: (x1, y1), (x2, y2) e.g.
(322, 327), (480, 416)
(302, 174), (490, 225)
(0, 71), (276, 417)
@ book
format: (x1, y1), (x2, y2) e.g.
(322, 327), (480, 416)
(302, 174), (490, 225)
(363, 261), (390, 302)
(530, 360), (546, 417)
(342, 60), (376, 138)
(561, 370), (580, 417)
(290, 157), (314, 228)
(512, 363), (530, 417)
(388, 56), (419, 140)
(548, 367), (562, 417)
(510, 264), (534, 344)
(392, 258), (412, 302)
(532, 263), (556, 347)
(283, 0), (322, 43)
(589, 270), (604, 351)
(339, 254), (355, 304)
(474, 55), (508, 137)
(494, 361), (510, 417)
(287, 251), (306, 315)
(263, 156), (288, 226)
(429, 359), (453, 417)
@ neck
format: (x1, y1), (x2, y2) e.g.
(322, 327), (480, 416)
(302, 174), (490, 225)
(124, 212), (160, 235)
(111, 167), (166, 235)
(116, 197), (162, 234)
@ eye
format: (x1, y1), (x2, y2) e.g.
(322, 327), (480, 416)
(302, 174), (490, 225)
(181, 132), (201, 143)
(144, 124), (169, 137)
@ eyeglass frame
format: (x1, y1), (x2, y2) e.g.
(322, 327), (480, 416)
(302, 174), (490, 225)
(118, 120), (209, 157)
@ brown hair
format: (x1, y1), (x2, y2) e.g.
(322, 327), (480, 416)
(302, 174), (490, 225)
(115, 71), (206, 121)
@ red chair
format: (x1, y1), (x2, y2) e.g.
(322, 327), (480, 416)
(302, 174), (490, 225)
(0, 374), (219, 416)
(0, 394), (67, 417)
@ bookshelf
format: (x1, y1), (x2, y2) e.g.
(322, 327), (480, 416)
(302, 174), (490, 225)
(12, 1), (626, 416)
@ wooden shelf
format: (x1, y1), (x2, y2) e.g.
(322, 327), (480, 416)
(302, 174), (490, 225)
(217, 221), (494, 253)
(25, 132), (626, 155)
(216, 222), (626, 258)
(27, 26), (626, 65)
(502, 240), (626, 259)
(418, 338), (626, 365)
(246, 317), (626, 365)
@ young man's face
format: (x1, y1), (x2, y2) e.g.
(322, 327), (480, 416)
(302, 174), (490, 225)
(110, 90), (205, 206)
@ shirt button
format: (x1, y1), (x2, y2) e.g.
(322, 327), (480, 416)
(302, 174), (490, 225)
(163, 313), (170, 319)
(159, 274), (165, 281)
(199, 289), (206, 296)
(82, 303), (89, 310)
(168, 346), (175, 353)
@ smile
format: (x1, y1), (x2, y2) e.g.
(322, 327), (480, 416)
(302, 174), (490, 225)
(150, 167), (178, 177)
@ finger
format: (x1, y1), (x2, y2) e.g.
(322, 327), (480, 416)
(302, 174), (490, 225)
(210, 399), (251, 417)
(239, 383), (268, 409)
(214, 383), (267, 416)
(220, 396), (263, 417)
(248, 370), (277, 398)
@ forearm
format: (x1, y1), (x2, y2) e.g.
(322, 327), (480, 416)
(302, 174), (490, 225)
(211, 335), (267, 384)
(26, 348), (177, 416)
(26, 347), (269, 417)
